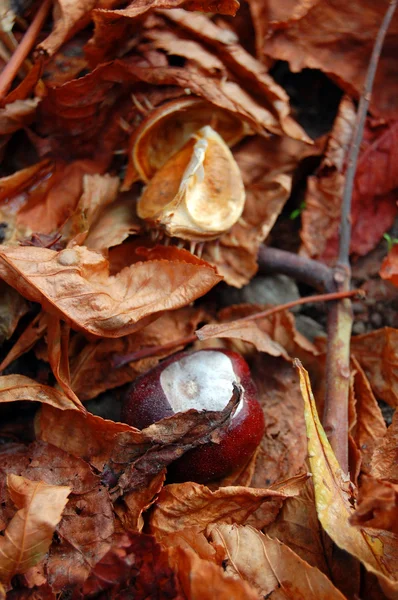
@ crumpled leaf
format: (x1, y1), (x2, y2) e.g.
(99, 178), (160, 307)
(149, 481), (301, 540)
(144, 9), (309, 141)
(0, 441), (116, 592)
(37, 0), (97, 58)
(208, 523), (347, 599)
(46, 317), (83, 410)
(350, 357), (387, 473)
(0, 374), (79, 411)
(61, 173), (120, 245)
(168, 544), (259, 600)
(0, 474), (70, 584)
(70, 306), (204, 401)
(37, 389), (241, 498)
(253, 0), (398, 119)
(350, 476), (398, 534)
(371, 411), (398, 483)
(351, 328), (398, 407)
(381, 245), (398, 287)
(0, 245), (221, 337)
(297, 361), (398, 593)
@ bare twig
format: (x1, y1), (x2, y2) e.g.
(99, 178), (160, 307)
(113, 289), (364, 369)
(0, 0), (51, 100)
(323, 0), (397, 473)
(258, 246), (334, 292)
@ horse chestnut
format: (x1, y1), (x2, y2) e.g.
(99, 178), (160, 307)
(121, 349), (264, 483)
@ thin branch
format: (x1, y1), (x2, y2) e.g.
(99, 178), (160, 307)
(257, 246), (334, 292)
(113, 289), (363, 369)
(323, 0), (397, 473)
(339, 0), (397, 264)
(0, 0), (52, 101)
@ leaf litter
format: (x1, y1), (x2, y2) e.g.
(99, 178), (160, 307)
(0, 0), (398, 598)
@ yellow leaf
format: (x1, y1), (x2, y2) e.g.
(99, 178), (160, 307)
(296, 361), (398, 595)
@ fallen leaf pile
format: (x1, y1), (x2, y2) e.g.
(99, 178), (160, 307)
(0, 0), (398, 598)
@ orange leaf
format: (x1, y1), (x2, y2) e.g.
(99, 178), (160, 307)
(0, 475), (70, 584)
(0, 245), (221, 337)
(149, 481), (302, 540)
(0, 374), (79, 411)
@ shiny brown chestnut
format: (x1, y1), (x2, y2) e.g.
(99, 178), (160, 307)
(121, 349), (264, 483)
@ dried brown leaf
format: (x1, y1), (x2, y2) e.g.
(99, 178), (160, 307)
(149, 481), (300, 540)
(302, 106), (398, 260)
(70, 307), (203, 400)
(82, 532), (184, 599)
(253, 0), (398, 119)
(351, 328), (398, 407)
(0, 475), (70, 584)
(0, 374), (78, 411)
(297, 362), (398, 594)
(0, 282), (29, 346)
(208, 524), (347, 599)
(168, 544), (259, 600)
(371, 412), (398, 483)
(0, 99), (40, 135)
(351, 357), (387, 473)
(61, 173), (120, 245)
(0, 245), (221, 337)
(350, 476), (398, 534)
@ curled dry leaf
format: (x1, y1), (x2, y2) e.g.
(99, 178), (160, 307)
(350, 475), (398, 534)
(208, 524), (347, 599)
(371, 412), (398, 483)
(149, 481), (300, 540)
(351, 357), (387, 473)
(168, 544), (259, 600)
(381, 245), (398, 287)
(253, 0), (398, 119)
(61, 173), (120, 246)
(37, 389), (240, 498)
(0, 245), (221, 337)
(46, 317), (83, 410)
(351, 328), (398, 407)
(297, 361), (398, 594)
(0, 475), (70, 584)
(0, 374), (78, 412)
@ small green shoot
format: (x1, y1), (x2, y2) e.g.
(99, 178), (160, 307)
(383, 232), (398, 252)
(289, 201), (306, 220)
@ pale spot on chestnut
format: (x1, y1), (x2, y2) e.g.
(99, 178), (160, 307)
(159, 350), (242, 415)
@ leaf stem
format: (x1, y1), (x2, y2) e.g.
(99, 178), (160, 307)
(0, 0), (52, 101)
